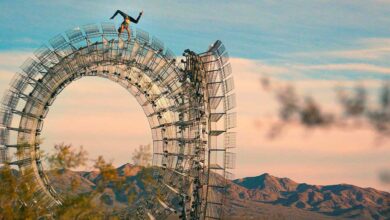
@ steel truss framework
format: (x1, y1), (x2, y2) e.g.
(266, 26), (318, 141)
(0, 23), (236, 220)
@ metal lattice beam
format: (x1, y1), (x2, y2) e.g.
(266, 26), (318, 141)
(0, 23), (236, 220)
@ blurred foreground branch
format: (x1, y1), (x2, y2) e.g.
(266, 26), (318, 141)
(261, 77), (390, 139)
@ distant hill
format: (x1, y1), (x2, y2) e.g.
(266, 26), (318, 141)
(2, 166), (389, 219)
(230, 173), (390, 220)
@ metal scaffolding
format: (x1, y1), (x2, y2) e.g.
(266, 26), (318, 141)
(0, 23), (236, 220)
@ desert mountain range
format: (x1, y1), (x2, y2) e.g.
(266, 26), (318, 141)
(4, 164), (390, 219)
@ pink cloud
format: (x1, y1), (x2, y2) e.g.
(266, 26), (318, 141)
(359, 37), (390, 47)
(326, 47), (390, 60)
(230, 57), (290, 76)
(294, 63), (390, 74)
(291, 37), (390, 61)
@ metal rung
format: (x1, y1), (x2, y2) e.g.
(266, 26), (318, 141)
(164, 49), (175, 61)
(7, 127), (32, 133)
(204, 69), (223, 74)
(206, 71), (219, 83)
(83, 24), (101, 37)
(101, 22), (117, 35)
(213, 40), (225, 55)
(147, 103), (188, 117)
(34, 46), (59, 67)
(17, 91), (45, 105)
(136, 28), (150, 43)
(20, 58), (42, 78)
(160, 166), (188, 177)
(224, 132), (236, 149)
(151, 36), (164, 52)
(151, 121), (174, 129)
(204, 216), (220, 220)
(29, 78), (52, 93)
(0, 128), (8, 145)
(0, 147), (7, 163)
(209, 130), (225, 136)
(210, 113), (224, 122)
(208, 185), (224, 189)
(209, 96), (223, 109)
(156, 152), (193, 159)
(66, 27), (85, 42)
(174, 119), (197, 127)
(0, 108), (13, 127)
(216, 44), (226, 57)
(209, 164), (223, 170)
(220, 51), (229, 65)
(160, 72), (178, 87)
(4, 144), (20, 148)
(164, 137), (199, 143)
(207, 81), (223, 85)
(157, 198), (176, 213)
(225, 112), (236, 129)
(9, 157), (32, 166)
(12, 109), (41, 120)
(224, 77), (234, 93)
(225, 171), (234, 180)
(206, 201), (223, 206)
(222, 63), (232, 78)
(209, 148), (225, 152)
(10, 74), (29, 92)
(151, 118), (195, 129)
(163, 182), (180, 194)
(34, 45), (52, 61)
(49, 34), (68, 50)
(225, 152), (236, 169)
(200, 55), (221, 65)
(208, 82), (221, 97)
(2, 91), (19, 109)
(225, 94), (236, 110)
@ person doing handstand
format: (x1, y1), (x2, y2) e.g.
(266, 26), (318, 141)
(110, 10), (143, 40)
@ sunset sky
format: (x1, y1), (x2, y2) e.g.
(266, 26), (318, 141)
(0, 0), (389, 191)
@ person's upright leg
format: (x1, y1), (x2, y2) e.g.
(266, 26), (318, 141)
(111, 10), (120, 19)
(110, 10), (128, 19)
(129, 11), (143, 24)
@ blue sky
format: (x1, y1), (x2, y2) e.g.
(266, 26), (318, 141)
(1, 1), (390, 190)
(1, 0), (390, 80)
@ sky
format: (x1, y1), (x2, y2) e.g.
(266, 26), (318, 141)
(0, 0), (389, 191)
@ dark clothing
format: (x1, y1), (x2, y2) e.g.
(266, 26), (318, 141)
(110, 10), (142, 24)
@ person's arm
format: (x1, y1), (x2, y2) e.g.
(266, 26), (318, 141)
(129, 11), (143, 24)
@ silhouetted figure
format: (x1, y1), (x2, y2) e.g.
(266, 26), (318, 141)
(110, 10), (143, 40)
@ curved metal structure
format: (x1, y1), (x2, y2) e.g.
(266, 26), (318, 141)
(0, 23), (236, 219)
